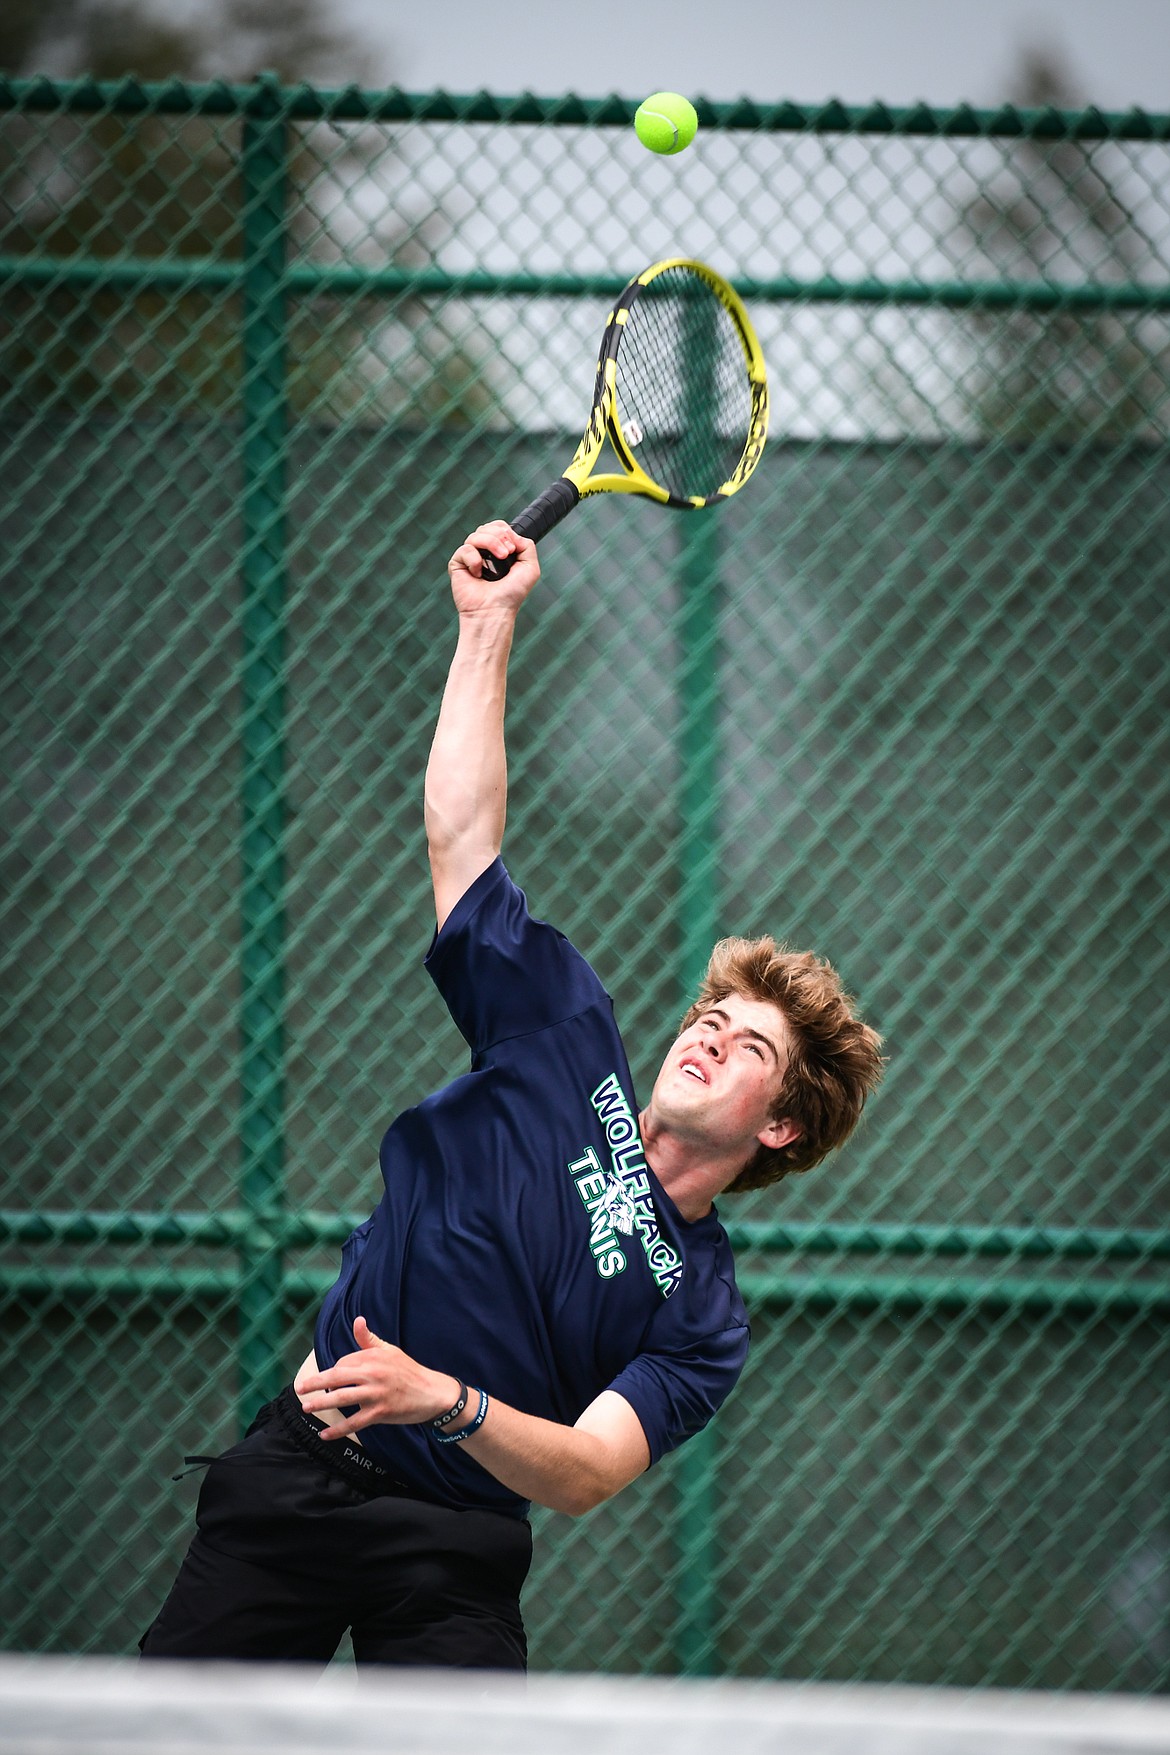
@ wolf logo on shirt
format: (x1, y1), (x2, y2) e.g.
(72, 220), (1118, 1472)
(599, 1176), (637, 1236)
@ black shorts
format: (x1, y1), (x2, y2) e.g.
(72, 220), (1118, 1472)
(139, 1386), (532, 1670)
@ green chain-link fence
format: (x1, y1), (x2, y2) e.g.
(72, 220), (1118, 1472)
(2, 75), (1169, 1689)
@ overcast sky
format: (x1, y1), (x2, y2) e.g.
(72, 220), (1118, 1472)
(338, 0), (1170, 112)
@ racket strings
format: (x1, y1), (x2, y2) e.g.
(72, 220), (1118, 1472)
(614, 267), (753, 500)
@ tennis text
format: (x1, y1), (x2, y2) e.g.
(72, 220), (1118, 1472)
(590, 1074), (683, 1297)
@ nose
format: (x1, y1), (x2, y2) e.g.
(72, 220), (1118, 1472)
(703, 1032), (726, 1060)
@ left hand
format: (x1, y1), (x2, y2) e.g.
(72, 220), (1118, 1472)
(294, 1317), (459, 1442)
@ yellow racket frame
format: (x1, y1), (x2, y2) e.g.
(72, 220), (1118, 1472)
(478, 258), (769, 578)
(564, 256), (770, 509)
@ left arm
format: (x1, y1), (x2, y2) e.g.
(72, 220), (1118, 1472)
(295, 1318), (650, 1517)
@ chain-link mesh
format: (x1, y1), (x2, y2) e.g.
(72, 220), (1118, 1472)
(2, 79), (1169, 1689)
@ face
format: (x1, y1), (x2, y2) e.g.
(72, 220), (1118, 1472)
(647, 992), (800, 1159)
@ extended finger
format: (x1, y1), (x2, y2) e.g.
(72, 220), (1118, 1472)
(332, 1343), (398, 1374)
(294, 1363), (348, 1393)
(298, 1380), (362, 1410)
(317, 1413), (368, 1442)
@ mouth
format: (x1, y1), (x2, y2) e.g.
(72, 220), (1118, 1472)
(679, 1058), (709, 1085)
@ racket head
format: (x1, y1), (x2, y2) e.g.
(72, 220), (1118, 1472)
(566, 258), (769, 509)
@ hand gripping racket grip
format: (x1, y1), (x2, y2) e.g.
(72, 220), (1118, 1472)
(478, 478), (581, 580)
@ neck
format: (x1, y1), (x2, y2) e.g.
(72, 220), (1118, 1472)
(639, 1108), (738, 1223)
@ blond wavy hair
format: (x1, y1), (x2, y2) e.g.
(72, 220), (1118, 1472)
(681, 935), (885, 1191)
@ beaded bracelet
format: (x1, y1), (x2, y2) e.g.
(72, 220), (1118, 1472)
(431, 1381), (469, 1431)
(433, 1387), (489, 1444)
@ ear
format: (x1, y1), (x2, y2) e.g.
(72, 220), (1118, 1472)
(757, 1115), (801, 1152)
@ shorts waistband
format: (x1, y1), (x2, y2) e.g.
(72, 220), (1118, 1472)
(274, 1383), (421, 1498)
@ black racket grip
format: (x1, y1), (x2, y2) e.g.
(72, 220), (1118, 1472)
(479, 478), (581, 580)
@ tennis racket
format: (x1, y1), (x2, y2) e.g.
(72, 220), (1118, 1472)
(479, 256), (768, 579)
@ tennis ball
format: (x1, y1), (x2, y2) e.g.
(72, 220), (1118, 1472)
(634, 92), (698, 156)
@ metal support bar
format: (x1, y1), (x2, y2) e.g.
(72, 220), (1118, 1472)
(5, 254), (1169, 314)
(238, 78), (290, 1430)
(672, 304), (726, 1674)
(737, 1274), (1170, 1318)
(9, 1214), (1170, 1284)
(2, 76), (1168, 141)
(724, 1221), (1170, 1261)
(4, 1209), (1169, 1261)
(4, 1267), (1168, 1318)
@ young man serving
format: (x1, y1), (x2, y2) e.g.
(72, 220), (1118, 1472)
(140, 520), (883, 1670)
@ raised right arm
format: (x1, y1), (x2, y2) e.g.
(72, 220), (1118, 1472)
(424, 521), (541, 932)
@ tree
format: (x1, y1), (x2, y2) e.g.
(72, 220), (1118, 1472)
(956, 47), (1167, 442)
(0, 1), (497, 427)
(0, 0), (364, 86)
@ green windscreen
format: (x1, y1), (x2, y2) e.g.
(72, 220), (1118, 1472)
(1, 79), (1168, 1689)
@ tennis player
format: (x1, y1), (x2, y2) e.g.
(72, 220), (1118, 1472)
(140, 519), (883, 1670)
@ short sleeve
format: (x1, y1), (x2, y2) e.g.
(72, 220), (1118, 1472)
(607, 1322), (750, 1465)
(424, 858), (608, 1054)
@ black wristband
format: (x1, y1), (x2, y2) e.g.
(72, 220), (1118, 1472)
(431, 1381), (468, 1431)
(433, 1388), (489, 1445)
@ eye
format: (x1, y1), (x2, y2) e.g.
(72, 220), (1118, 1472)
(744, 1042), (764, 1059)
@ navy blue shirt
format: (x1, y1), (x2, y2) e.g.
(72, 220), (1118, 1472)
(313, 859), (749, 1517)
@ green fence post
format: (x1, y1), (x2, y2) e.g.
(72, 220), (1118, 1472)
(672, 278), (732, 1677)
(674, 493), (723, 1676)
(238, 74), (290, 1428)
